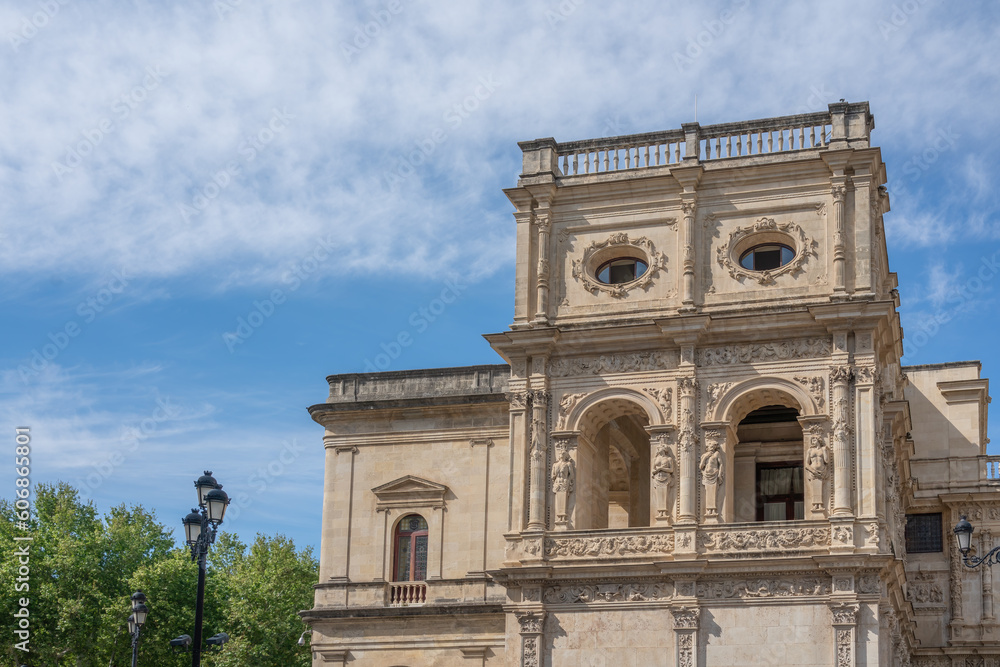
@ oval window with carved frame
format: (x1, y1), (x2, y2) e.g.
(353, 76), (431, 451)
(596, 257), (648, 285)
(739, 244), (795, 272)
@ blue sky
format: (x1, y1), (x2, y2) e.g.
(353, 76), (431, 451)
(1, 0), (998, 552)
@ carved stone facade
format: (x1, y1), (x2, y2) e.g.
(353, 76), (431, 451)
(303, 104), (996, 666)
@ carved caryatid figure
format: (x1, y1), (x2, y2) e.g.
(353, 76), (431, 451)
(551, 450), (575, 526)
(651, 444), (675, 522)
(805, 434), (830, 513)
(699, 437), (724, 519)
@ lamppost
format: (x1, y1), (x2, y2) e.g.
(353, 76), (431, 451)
(181, 471), (230, 667)
(954, 515), (1000, 568)
(127, 591), (149, 667)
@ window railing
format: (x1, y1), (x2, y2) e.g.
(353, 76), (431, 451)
(387, 582), (427, 606)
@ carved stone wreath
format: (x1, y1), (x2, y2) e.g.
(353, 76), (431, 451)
(571, 232), (667, 298)
(716, 217), (817, 285)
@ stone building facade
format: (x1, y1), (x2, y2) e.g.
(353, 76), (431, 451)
(301, 102), (997, 666)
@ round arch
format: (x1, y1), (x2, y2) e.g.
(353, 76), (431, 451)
(567, 387), (664, 434)
(710, 376), (819, 426)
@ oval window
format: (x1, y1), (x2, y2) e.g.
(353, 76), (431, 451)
(739, 244), (794, 271)
(596, 257), (648, 285)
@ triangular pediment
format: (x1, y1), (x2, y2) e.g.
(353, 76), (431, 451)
(372, 475), (448, 510)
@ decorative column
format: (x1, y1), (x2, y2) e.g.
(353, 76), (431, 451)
(676, 377), (699, 524)
(830, 365), (854, 517)
(516, 611), (544, 667)
(648, 428), (677, 525)
(507, 389), (530, 533)
(984, 529), (996, 622)
(526, 390), (549, 531)
(949, 515), (965, 638)
(533, 207), (551, 324)
(830, 602), (859, 667)
(680, 200), (697, 310)
(831, 181), (848, 295)
(551, 436), (576, 530)
(670, 606), (699, 667)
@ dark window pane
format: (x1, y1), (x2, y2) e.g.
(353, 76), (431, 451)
(413, 535), (428, 581)
(608, 262), (636, 283)
(395, 539), (411, 581)
(754, 248), (782, 270)
(598, 265), (610, 283)
(781, 246), (794, 264)
(905, 513), (943, 553)
(741, 253), (754, 270)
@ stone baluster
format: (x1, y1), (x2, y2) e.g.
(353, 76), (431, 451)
(526, 390), (549, 531)
(830, 365), (854, 516)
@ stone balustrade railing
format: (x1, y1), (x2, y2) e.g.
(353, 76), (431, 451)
(984, 455), (1000, 481)
(388, 582), (427, 606)
(518, 101), (873, 182)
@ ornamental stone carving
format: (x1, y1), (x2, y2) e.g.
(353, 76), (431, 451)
(550, 450), (575, 525)
(651, 444), (675, 521)
(517, 612), (544, 635)
(507, 391), (529, 410)
(805, 433), (830, 512)
(670, 606), (700, 629)
(706, 382), (734, 414)
(698, 338), (832, 366)
(543, 533), (674, 558)
(549, 351), (677, 377)
(716, 217), (818, 285)
(571, 232), (667, 298)
(643, 387), (673, 420)
(907, 571), (945, 605)
(543, 582), (671, 604)
(795, 375), (826, 409)
(555, 392), (584, 429)
(696, 577), (831, 599)
(700, 434), (724, 520)
(699, 527), (830, 553)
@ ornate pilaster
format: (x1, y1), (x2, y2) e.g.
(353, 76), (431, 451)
(670, 606), (699, 667)
(677, 377), (699, 524)
(516, 611), (544, 667)
(831, 182), (848, 295)
(830, 365), (855, 516)
(648, 427), (677, 524)
(533, 208), (551, 324)
(700, 428), (724, 523)
(526, 390), (549, 531)
(551, 436), (576, 530)
(508, 390), (530, 533)
(985, 529), (996, 622)
(830, 602), (859, 667)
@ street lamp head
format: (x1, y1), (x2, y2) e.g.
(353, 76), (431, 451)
(195, 471), (220, 507)
(955, 514), (974, 554)
(133, 602), (149, 627)
(169, 634), (192, 651)
(298, 629), (312, 646)
(128, 614), (137, 635)
(205, 486), (230, 525)
(131, 590), (147, 609)
(206, 632), (230, 648)
(183, 509), (203, 545)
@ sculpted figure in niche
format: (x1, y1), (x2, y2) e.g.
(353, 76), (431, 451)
(551, 450), (575, 527)
(805, 435), (829, 513)
(700, 439), (724, 519)
(651, 445), (675, 522)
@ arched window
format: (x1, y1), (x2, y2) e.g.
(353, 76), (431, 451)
(393, 514), (428, 582)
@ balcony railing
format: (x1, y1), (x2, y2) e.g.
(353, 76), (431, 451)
(387, 582), (426, 606)
(984, 456), (1000, 481)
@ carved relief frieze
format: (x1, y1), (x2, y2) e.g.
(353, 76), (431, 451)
(833, 525), (854, 545)
(543, 582), (671, 604)
(858, 573), (881, 595)
(696, 577), (831, 599)
(716, 217), (818, 285)
(543, 533), (674, 558)
(670, 605), (699, 629)
(907, 571), (945, 606)
(699, 527), (830, 554)
(549, 351), (676, 377)
(677, 632), (694, 667)
(698, 338), (832, 366)
(507, 391), (529, 410)
(705, 382), (734, 415)
(571, 233), (668, 298)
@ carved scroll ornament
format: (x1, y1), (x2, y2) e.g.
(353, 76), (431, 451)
(716, 217), (818, 285)
(571, 232), (667, 298)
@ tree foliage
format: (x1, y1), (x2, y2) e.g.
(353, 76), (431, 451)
(1, 482), (317, 666)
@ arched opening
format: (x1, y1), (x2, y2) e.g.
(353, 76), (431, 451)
(732, 406), (805, 523)
(575, 400), (652, 530)
(392, 514), (428, 582)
